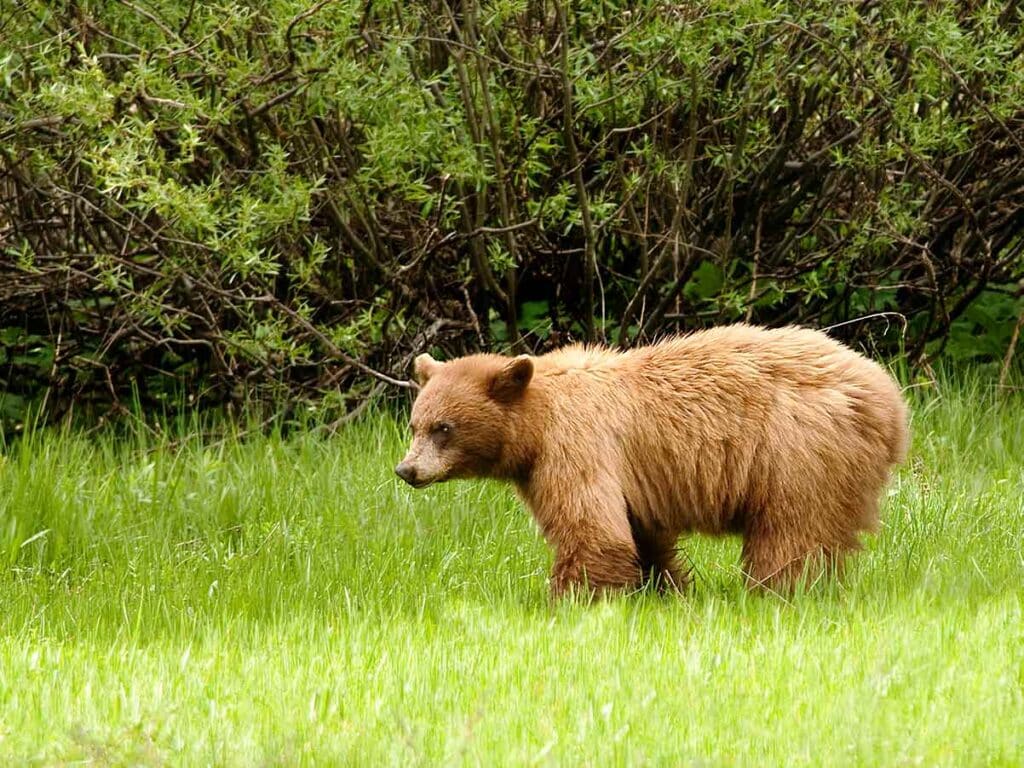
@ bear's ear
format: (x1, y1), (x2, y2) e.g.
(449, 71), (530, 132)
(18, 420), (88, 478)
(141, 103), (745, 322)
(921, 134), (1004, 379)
(414, 353), (441, 386)
(490, 355), (533, 402)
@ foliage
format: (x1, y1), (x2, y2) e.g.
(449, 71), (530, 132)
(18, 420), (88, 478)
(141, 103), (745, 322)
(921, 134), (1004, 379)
(2, 1), (1023, 427)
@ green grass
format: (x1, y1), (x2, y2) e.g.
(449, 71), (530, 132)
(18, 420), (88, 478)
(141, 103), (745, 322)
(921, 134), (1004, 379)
(1, 377), (1022, 766)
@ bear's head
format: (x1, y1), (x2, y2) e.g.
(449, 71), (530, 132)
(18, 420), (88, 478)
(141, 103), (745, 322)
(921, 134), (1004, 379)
(395, 352), (533, 487)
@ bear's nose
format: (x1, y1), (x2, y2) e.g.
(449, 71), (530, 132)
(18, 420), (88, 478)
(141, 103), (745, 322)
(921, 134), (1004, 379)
(395, 461), (418, 486)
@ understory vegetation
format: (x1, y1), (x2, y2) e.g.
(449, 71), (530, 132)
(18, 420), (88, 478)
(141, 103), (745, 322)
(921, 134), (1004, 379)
(3, 1), (1024, 428)
(0, 375), (1021, 765)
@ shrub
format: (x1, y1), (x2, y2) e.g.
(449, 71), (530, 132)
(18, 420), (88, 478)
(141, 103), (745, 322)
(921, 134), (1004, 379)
(2, 0), (1022, 428)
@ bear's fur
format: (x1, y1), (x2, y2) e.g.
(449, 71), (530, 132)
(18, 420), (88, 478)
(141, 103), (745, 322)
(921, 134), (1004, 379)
(396, 324), (909, 596)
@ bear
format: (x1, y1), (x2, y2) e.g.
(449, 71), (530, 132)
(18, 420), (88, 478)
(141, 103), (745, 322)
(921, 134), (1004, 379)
(395, 324), (909, 596)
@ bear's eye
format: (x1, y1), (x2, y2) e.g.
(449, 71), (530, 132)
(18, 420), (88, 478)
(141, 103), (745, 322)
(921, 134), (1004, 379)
(431, 421), (453, 437)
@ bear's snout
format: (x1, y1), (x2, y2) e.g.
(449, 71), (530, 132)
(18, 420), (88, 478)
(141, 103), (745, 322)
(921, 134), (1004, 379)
(395, 461), (418, 486)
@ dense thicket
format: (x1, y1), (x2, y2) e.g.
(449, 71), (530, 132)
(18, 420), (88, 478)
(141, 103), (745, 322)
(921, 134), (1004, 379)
(2, 0), (1023, 427)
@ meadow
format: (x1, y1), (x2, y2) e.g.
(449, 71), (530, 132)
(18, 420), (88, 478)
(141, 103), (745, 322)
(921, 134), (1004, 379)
(0, 376), (1022, 766)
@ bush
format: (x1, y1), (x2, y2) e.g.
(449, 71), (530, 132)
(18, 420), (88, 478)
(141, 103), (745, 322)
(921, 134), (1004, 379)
(2, 0), (1023, 428)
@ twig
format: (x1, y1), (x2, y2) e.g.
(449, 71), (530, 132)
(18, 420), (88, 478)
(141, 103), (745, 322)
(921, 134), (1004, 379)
(745, 207), (763, 323)
(998, 309), (1024, 391)
(314, 382), (385, 435)
(555, 0), (598, 342)
(461, 284), (485, 346)
(821, 312), (908, 337)
(285, 0), (336, 65)
(269, 297), (419, 390)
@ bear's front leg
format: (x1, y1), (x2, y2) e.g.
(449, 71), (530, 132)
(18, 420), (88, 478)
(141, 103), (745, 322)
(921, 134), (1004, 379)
(527, 472), (644, 598)
(550, 539), (645, 598)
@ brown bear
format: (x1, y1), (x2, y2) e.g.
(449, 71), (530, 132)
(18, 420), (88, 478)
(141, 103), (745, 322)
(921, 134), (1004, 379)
(395, 324), (908, 596)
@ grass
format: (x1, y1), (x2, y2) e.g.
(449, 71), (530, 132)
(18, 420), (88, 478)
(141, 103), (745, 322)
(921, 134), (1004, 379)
(0, 376), (1022, 766)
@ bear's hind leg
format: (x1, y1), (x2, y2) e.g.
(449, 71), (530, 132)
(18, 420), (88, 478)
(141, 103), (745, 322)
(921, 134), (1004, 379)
(741, 508), (861, 592)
